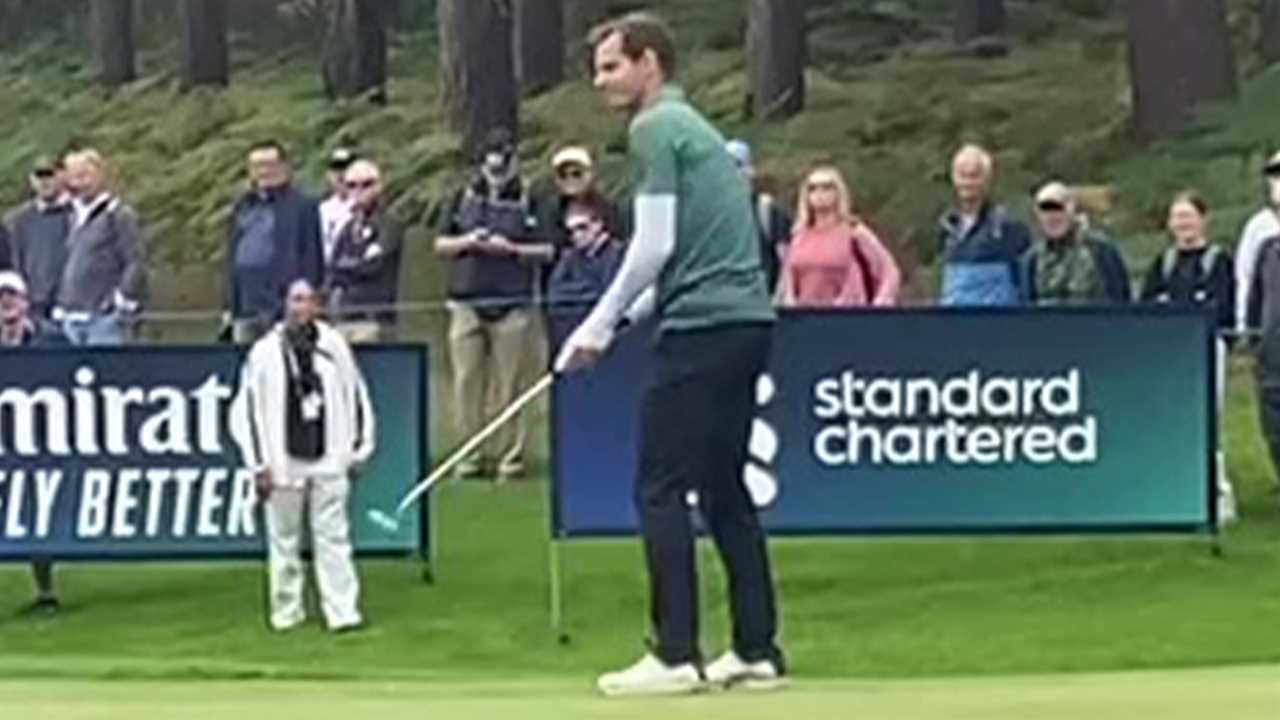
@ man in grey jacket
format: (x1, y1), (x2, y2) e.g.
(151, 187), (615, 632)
(4, 156), (72, 320)
(57, 149), (147, 345)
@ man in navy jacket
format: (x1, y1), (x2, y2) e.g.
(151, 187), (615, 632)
(224, 141), (323, 344)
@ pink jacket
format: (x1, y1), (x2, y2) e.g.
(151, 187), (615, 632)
(779, 221), (901, 307)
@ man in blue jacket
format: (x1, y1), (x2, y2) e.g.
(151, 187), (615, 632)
(939, 144), (1031, 306)
(224, 141), (323, 344)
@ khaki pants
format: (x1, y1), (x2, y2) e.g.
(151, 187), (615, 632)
(448, 303), (532, 475)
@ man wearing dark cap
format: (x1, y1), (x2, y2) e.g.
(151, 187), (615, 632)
(320, 148), (358, 268)
(3, 157), (72, 320)
(434, 127), (553, 481)
(223, 140), (324, 344)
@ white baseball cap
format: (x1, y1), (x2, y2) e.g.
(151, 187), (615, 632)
(552, 146), (593, 170)
(0, 271), (28, 296)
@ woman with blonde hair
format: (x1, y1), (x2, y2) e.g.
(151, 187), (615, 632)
(777, 166), (900, 307)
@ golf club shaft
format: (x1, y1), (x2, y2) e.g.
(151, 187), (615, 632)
(395, 372), (556, 514)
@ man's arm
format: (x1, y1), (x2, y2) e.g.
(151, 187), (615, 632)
(562, 195), (675, 345)
(432, 191), (480, 258)
(298, 196), (324, 287)
(1236, 214), (1269, 331)
(113, 206), (147, 307)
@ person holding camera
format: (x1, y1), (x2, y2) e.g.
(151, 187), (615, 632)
(434, 128), (553, 482)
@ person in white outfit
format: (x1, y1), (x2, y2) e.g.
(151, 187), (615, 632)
(231, 279), (375, 633)
(1234, 151), (1280, 335)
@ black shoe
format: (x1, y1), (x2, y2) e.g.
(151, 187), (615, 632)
(18, 597), (59, 617)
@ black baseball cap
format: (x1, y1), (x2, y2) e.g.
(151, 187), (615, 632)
(328, 148), (357, 171)
(30, 156), (59, 176)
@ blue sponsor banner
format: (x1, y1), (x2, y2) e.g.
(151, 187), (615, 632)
(551, 308), (1214, 537)
(0, 345), (427, 560)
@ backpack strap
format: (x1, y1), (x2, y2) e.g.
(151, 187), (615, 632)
(848, 224), (878, 301)
(1159, 246), (1179, 284)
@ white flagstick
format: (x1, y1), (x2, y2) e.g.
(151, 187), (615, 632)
(368, 372), (557, 532)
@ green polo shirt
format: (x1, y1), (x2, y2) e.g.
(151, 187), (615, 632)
(629, 85), (775, 333)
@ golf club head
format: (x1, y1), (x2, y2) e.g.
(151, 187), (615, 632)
(367, 509), (400, 534)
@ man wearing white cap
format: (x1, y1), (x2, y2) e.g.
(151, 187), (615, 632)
(548, 146), (627, 249)
(1022, 181), (1130, 305)
(1235, 151), (1280, 336)
(0, 270), (69, 615)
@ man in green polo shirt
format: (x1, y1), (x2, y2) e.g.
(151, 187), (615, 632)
(556, 12), (787, 698)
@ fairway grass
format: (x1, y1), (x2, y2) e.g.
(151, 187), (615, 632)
(3, 666), (1277, 720)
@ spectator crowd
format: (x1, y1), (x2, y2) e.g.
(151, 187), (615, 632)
(6, 133), (1280, 615)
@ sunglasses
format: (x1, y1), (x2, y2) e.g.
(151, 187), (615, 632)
(1037, 201), (1068, 213)
(345, 179), (377, 190)
(1266, 164), (1280, 178)
(32, 168), (56, 179)
(558, 167), (587, 180)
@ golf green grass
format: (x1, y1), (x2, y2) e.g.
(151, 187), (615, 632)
(3, 667), (1277, 720)
(0, 358), (1279, 714)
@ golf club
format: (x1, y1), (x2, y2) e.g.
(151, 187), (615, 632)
(367, 371), (557, 533)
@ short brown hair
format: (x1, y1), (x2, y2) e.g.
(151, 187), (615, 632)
(588, 12), (678, 79)
(1172, 190), (1208, 216)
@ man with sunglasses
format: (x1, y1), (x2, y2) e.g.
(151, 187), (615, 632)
(326, 159), (403, 343)
(3, 157), (72, 321)
(548, 206), (624, 316)
(547, 146), (628, 251)
(1235, 151), (1280, 337)
(1021, 182), (1130, 306)
(224, 140), (323, 344)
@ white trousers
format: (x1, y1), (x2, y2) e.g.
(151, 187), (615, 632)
(265, 474), (362, 631)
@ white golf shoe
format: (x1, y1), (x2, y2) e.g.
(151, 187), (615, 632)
(596, 653), (706, 697)
(704, 651), (788, 691)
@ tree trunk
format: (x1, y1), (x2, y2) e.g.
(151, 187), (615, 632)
(90, 0), (136, 86)
(181, 0), (229, 87)
(747, 0), (807, 120)
(515, 0), (564, 96)
(1262, 0), (1280, 66)
(439, 0), (520, 157)
(565, 0), (608, 76)
(1126, 0), (1238, 142)
(955, 0), (1005, 44)
(323, 0), (388, 104)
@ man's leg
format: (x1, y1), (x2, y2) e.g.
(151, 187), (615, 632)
(264, 486), (307, 630)
(697, 327), (782, 669)
(634, 336), (710, 667)
(27, 559), (58, 612)
(308, 475), (362, 631)
(1258, 382), (1280, 493)
(490, 308), (533, 478)
(448, 303), (489, 477)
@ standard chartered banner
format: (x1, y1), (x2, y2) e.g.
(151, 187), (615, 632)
(551, 309), (1214, 536)
(0, 345), (427, 560)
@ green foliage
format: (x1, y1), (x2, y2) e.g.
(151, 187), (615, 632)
(1, 0), (1279, 304)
